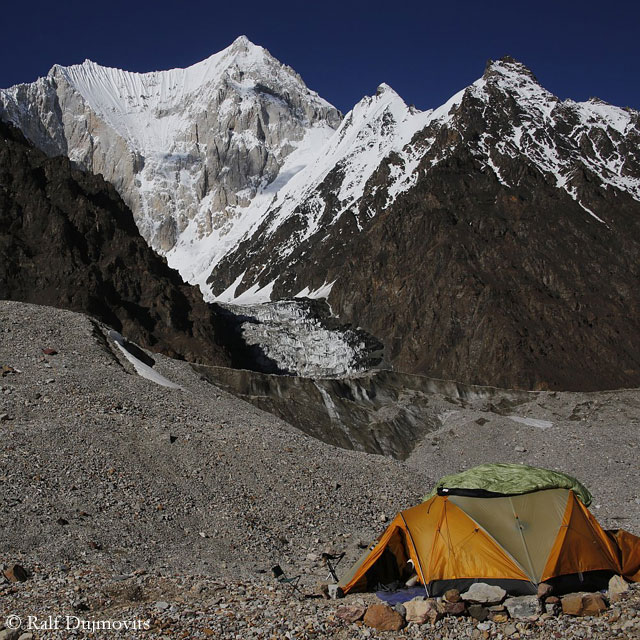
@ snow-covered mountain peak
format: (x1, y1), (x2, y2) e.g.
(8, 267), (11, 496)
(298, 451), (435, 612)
(202, 84), (438, 281)
(443, 56), (640, 213)
(5, 49), (640, 312)
(478, 57), (556, 106)
(229, 34), (256, 49)
(0, 40), (342, 259)
(375, 82), (398, 96)
(344, 84), (420, 134)
(45, 37), (335, 150)
(484, 56), (539, 80)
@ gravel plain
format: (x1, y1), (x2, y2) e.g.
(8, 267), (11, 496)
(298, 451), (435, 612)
(1, 300), (638, 639)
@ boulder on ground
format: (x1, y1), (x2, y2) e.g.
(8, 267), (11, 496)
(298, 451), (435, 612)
(561, 593), (584, 616)
(336, 604), (366, 623)
(537, 582), (553, 599)
(404, 597), (442, 624)
(443, 588), (461, 603)
(582, 593), (607, 616)
(504, 595), (539, 620)
(461, 582), (507, 604)
(561, 592), (607, 617)
(608, 575), (629, 597)
(467, 604), (489, 621)
(3, 564), (28, 583)
(440, 600), (466, 616)
(363, 603), (406, 631)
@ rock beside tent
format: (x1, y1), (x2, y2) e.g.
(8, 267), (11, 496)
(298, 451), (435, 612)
(347, 578), (638, 637)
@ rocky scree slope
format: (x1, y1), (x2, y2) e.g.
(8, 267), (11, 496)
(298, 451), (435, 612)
(210, 58), (640, 391)
(0, 36), (340, 290)
(0, 120), (251, 368)
(0, 300), (638, 640)
(0, 300), (426, 577)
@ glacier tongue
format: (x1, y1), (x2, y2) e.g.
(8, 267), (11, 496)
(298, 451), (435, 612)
(222, 299), (384, 377)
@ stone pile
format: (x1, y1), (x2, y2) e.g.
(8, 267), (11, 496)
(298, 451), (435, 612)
(347, 578), (640, 638)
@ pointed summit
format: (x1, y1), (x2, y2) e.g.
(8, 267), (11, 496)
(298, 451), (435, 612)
(376, 83), (398, 97)
(225, 34), (265, 59)
(483, 56), (541, 84)
(232, 34), (251, 46)
(229, 35), (256, 50)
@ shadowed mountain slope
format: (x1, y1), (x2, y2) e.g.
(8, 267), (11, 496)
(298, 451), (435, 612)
(0, 121), (239, 367)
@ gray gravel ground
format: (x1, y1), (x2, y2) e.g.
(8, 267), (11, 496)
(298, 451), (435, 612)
(1, 300), (639, 639)
(0, 301), (423, 580)
(1, 567), (639, 639)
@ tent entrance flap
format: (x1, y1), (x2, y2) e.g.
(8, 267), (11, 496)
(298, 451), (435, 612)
(363, 528), (413, 590)
(338, 518), (418, 593)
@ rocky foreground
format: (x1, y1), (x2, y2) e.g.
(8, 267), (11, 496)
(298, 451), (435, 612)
(1, 299), (639, 638)
(1, 565), (639, 639)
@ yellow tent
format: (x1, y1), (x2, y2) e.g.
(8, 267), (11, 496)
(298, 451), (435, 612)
(340, 488), (639, 596)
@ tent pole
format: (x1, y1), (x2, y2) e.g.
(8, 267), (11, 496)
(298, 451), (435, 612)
(508, 497), (537, 586)
(400, 512), (429, 597)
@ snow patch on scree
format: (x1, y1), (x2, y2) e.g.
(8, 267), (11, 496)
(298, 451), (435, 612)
(507, 415), (553, 430)
(109, 330), (181, 389)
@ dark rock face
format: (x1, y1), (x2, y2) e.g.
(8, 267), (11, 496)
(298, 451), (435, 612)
(207, 59), (640, 391)
(329, 153), (640, 391)
(0, 121), (236, 367)
(192, 365), (533, 459)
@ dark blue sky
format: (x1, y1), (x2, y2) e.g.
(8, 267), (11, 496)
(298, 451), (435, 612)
(2, 0), (638, 113)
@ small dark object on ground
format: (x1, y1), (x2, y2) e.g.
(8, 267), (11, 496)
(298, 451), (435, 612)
(322, 551), (345, 582)
(272, 564), (303, 597)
